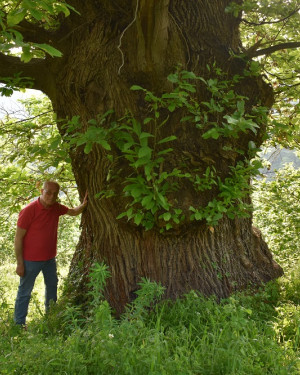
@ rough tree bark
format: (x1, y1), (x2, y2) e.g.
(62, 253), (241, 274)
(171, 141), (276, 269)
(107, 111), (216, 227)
(0, 0), (283, 314)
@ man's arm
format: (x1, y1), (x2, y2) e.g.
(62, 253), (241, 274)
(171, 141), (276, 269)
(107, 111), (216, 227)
(66, 191), (88, 217)
(15, 226), (27, 277)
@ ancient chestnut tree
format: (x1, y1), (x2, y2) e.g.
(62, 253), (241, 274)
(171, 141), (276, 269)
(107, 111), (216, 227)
(1, 0), (299, 313)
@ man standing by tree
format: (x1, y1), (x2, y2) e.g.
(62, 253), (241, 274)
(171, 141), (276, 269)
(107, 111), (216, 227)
(14, 181), (88, 327)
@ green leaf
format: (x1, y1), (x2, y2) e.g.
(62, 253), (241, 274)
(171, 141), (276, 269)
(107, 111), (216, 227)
(28, 8), (44, 21)
(134, 213), (143, 225)
(21, 46), (33, 63)
(7, 8), (26, 26)
(237, 100), (245, 115)
(181, 71), (197, 80)
(168, 103), (176, 112)
(162, 212), (171, 221)
(158, 135), (177, 144)
(141, 195), (155, 209)
(180, 115), (193, 122)
(116, 211), (127, 220)
(132, 119), (141, 136)
(156, 193), (169, 210)
(97, 139), (111, 150)
(53, 3), (71, 17)
(50, 137), (61, 149)
(167, 73), (179, 83)
(165, 223), (173, 230)
(143, 117), (153, 124)
(202, 128), (220, 140)
(84, 142), (93, 154)
(130, 85), (144, 91)
(157, 148), (173, 156)
(35, 43), (63, 57)
(131, 188), (143, 199)
(23, 0), (36, 7)
(195, 211), (203, 220)
(139, 132), (154, 140)
(138, 146), (152, 158)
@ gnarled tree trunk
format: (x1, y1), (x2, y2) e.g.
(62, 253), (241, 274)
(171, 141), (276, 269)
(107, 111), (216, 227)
(1, 0), (283, 314)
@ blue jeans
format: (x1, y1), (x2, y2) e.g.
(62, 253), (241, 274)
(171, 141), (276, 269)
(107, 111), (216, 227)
(14, 258), (58, 325)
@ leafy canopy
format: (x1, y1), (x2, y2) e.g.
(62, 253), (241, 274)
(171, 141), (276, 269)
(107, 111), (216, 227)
(227, 0), (300, 148)
(0, 0), (76, 61)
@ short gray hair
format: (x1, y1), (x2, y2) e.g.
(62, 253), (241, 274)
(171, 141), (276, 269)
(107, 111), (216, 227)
(43, 180), (60, 191)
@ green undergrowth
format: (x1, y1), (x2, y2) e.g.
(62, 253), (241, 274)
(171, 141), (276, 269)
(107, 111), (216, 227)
(0, 262), (299, 375)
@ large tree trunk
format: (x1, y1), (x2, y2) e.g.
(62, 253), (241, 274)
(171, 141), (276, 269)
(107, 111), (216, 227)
(3, 0), (283, 314)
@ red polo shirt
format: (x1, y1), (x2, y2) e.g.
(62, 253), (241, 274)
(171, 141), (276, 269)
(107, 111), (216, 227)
(17, 198), (69, 261)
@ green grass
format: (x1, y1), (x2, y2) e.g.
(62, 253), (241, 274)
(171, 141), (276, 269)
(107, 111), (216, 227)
(0, 260), (299, 375)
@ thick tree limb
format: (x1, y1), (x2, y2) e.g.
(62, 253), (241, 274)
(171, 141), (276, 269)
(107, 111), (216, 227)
(15, 20), (58, 44)
(247, 42), (300, 58)
(0, 53), (42, 76)
(0, 53), (49, 92)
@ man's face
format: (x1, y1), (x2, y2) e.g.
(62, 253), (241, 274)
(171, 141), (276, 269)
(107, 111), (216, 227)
(41, 183), (59, 207)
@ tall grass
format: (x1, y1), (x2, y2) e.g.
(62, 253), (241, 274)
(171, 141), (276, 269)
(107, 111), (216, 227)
(0, 259), (299, 375)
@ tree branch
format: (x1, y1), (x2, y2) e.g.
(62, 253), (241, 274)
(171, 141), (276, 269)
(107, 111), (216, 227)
(248, 42), (300, 58)
(15, 20), (58, 44)
(0, 53), (42, 76)
(2, 111), (53, 127)
(242, 7), (300, 26)
(264, 68), (300, 82)
(0, 53), (48, 91)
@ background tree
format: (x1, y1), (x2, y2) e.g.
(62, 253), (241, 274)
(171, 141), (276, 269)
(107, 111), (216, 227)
(1, 0), (299, 313)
